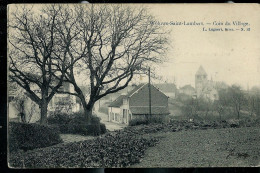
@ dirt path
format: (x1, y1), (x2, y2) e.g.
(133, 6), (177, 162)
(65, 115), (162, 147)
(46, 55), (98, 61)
(131, 127), (260, 167)
(94, 110), (127, 131)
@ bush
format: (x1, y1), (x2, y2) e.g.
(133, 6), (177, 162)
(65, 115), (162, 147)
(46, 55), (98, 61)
(129, 116), (165, 126)
(129, 118), (148, 126)
(100, 123), (107, 134)
(47, 112), (107, 136)
(9, 122), (62, 152)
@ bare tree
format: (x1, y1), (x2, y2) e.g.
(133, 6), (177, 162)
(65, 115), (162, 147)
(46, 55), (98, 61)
(55, 4), (170, 123)
(8, 5), (74, 124)
(227, 85), (246, 120)
(247, 87), (260, 117)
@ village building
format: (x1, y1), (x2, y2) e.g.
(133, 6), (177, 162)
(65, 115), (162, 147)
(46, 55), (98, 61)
(94, 85), (137, 111)
(8, 81), (82, 123)
(153, 83), (177, 99)
(48, 82), (81, 113)
(195, 65), (219, 101)
(179, 84), (196, 97)
(108, 83), (170, 124)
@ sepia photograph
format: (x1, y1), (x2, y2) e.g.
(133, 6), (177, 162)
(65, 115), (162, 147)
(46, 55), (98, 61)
(7, 3), (260, 168)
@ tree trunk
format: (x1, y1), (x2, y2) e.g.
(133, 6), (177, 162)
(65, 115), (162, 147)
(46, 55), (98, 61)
(86, 102), (95, 123)
(78, 93), (92, 124)
(40, 99), (48, 125)
(85, 108), (92, 124)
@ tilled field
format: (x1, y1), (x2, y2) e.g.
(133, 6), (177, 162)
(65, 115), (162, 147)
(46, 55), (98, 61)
(132, 127), (260, 167)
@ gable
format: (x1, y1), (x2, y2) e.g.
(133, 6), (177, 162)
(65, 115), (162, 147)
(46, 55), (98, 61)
(129, 84), (168, 107)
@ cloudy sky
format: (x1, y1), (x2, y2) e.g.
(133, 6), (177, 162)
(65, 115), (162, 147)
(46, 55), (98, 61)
(143, 4), (260, 89)
(9, 4), (260, 90)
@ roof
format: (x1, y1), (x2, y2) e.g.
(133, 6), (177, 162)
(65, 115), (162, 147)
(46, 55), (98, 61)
(196, 65), (207, 76)
(153, 83), (177, 93)
(108, 83), (170, 108)
(130, 106), (170, 115)
(108, 83), (145, 107)
(180, 85), (195, 91)
(107, 95), (126, 107)
(127, 83), (146, 97)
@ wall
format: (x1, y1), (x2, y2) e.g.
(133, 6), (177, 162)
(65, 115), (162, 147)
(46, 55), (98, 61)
(108, 107), (121, 123)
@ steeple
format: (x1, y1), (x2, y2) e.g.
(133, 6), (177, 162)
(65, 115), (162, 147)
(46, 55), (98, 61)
(195, 65), (208, 90)
(196, 65), (207, 76)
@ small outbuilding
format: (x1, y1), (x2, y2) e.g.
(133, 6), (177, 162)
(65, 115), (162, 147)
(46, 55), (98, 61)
(108, 83), (170, 124)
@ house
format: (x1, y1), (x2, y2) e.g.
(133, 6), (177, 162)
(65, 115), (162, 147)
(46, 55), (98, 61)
(95, 84), (137, 113)
(8, 81), (81, 123)
(48, 82), (80, 113)
(179, 85), (196, 97)
(108, 83), (170, 124)
(195, 65), (219, 101)
(153, 83), (177, 99)
(8, 82), (40, 123)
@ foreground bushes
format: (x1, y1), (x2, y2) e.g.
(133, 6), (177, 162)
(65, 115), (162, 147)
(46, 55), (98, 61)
(47, 113), (106, 136)
(9, 130), (158, 168)
(9, 122), (62, 152)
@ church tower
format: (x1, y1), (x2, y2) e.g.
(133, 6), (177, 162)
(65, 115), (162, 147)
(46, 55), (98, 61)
(195, 65), (208, 97)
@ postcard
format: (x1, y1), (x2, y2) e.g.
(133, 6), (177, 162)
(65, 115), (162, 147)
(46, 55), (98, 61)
(7, 3), (260, 168)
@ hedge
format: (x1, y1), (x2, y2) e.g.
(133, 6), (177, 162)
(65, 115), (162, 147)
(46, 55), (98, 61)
(129, 116), (165, 126)
(9, 122), (62, 152)
(47, 112), (107, 136)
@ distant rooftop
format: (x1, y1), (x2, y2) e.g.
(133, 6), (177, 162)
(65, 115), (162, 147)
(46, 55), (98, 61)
(180, 84), (195, 91)
(153, 83), (177, 93)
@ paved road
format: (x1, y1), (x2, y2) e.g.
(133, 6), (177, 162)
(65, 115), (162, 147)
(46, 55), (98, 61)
(94, 111), (127, 131)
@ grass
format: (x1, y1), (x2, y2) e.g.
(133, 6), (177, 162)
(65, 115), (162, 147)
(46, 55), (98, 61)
(131, 127), (260, 167)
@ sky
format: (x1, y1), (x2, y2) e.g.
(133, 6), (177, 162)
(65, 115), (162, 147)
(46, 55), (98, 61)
(140, 4), (260, 89)
(8, 4), (260, 90)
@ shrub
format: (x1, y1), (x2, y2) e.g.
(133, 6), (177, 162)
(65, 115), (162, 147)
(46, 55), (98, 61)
(47, 112), (107, 136)
(149, 116), (165, 123)
(129, 116), (165, 126)
(9, 122), (62, 152)
(129, 118), (148, 126)
(100, 123), (107, 134)
(47, 113), (73, 124)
